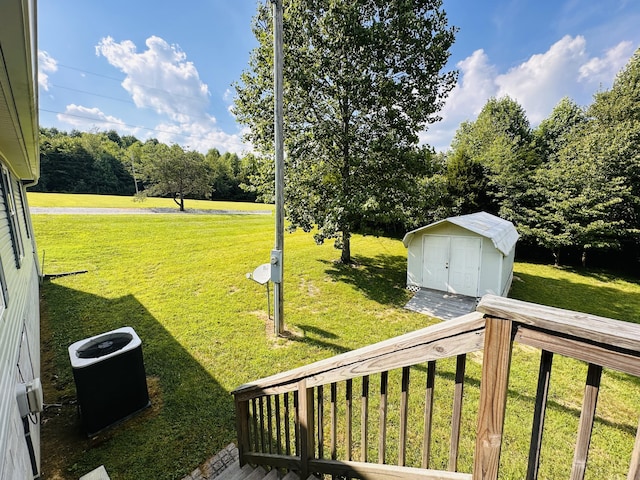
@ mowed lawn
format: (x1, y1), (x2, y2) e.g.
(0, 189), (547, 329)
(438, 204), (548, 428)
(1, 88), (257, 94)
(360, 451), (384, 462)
(28, 191), (275, 211)
(32, 198), (640, 480)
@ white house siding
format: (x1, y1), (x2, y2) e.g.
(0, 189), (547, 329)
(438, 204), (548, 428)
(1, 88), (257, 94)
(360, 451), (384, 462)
(0, 172), (41, 479)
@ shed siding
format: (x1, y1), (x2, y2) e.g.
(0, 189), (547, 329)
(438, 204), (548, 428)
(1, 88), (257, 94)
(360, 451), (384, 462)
(0, 172), (40, 479)
(500, 247), (516, 296)
(478, 237), (501, 296)
(406, 219), (516, 298)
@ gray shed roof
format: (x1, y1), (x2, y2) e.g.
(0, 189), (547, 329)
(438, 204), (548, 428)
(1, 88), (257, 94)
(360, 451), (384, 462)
(402, 211), (519, 255)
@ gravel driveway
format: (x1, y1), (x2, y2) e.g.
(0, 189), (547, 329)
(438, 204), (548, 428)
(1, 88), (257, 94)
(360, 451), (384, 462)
(31, 207), (272, 215)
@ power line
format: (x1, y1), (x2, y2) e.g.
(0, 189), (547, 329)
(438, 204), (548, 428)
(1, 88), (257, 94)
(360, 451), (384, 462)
(46, 82), (221, 125)
(39, 108), (239, 146)
(56, 63), (211, 104)
(51, 84), (133, 105)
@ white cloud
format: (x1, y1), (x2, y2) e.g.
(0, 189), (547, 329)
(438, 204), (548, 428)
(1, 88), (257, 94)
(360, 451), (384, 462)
(57, 104), (136, 134)
(38, 50), (58, 91)
(420, 49), (498, 150)
(94, 35), (249, 154)
(96, 36), (210, 123)
(154, 120), (247, 155)
(578, 40), (635, 84)
(421, 35), (634, 151)
(495, 35), (588, 124)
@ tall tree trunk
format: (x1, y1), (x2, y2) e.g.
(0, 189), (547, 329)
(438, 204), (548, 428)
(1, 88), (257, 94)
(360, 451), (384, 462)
(340, 101), (352, 265)
(341, 229), (351, 264)
(173, 192), (185, 211)
(552, 249), (560, 267)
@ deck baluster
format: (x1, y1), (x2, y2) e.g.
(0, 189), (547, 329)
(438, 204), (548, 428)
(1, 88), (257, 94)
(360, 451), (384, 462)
(628, 416), (640, 480)
(399, 366), (410, 466)
(330, 382), (337, 460)
(361, 375), (370, 462)
(379, 371), (388, 465)
(570, 363), (603, 480)
(275, 395), (282, 455)
(259, 397), (267, 452)
(346, 378), (353, 461)
(422, 360), (436, 469)
(527, 350), (553, 480)
(266, 396), (273, 453)
(284, 392), (291, 456)
(449, 354), (466, 471)
(317, 385), (324, 459)
(251, 398), (259, 452)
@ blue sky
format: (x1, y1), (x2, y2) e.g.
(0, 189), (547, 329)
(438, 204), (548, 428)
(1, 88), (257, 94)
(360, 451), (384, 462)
(38, 0), (640, 154)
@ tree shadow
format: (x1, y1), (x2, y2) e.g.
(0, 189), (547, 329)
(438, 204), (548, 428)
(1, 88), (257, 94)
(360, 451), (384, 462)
(40, 282), (234, 480)
(281, 324), (349, 356)
(509, 270), (640, 324)
(297, 324), (339, 339)
(320, 253), (410, 307)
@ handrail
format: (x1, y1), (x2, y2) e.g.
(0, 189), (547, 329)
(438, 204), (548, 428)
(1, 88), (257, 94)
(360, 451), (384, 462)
(232, 310), (485, 400)
(232, 295), (640, 480)
(477, 295), (640, 353)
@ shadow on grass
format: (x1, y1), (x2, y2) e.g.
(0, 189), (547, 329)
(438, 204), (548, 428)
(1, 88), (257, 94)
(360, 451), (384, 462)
(321, 253), (410, 307)
(41, 282), (235, 480)
(285, 324), (349, 356)
(510, 271), (640, 324)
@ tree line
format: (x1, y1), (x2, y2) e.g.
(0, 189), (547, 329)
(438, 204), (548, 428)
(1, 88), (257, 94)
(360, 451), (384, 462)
(34, 128), (259, 207)
(439, 48), (640, 268)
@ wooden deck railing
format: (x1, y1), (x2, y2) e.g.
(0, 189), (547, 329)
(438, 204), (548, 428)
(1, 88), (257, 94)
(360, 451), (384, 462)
(231, 295), (640, 479)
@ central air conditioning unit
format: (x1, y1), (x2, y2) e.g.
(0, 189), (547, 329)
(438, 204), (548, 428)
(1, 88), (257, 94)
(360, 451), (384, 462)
(68, 326), (150, 436)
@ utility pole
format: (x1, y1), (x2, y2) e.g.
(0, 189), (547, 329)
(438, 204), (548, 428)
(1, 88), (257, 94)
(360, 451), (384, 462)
(130, 153), (139, 195)
(271, 0), (285, 335)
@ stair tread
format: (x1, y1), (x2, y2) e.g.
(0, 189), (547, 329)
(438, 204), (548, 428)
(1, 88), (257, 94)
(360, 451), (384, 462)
(244, 466), (267, 480)
(262, 469), (280, 480)
(219, 463), (253, 480)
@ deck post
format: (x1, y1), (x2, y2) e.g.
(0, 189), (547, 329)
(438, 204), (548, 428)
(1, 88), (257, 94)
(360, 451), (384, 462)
(298, 379), (315, 479)
(235, 398), (251, 467)
(473, 316), (513, 479)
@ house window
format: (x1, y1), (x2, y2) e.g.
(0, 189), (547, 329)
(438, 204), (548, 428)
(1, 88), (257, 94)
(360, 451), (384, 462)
(17, 182), (32, 239)
(1, 166), (24, 268)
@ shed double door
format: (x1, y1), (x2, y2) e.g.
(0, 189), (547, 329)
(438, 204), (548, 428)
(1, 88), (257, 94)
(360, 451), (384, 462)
(422, 235), (481, 297)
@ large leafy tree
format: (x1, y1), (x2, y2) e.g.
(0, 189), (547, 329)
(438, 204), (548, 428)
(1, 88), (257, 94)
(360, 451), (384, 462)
(234, 0), (457, 263)
(587, 48), (640, 236)
(449, 96), (538, 227)
(140, 142), (209, 211)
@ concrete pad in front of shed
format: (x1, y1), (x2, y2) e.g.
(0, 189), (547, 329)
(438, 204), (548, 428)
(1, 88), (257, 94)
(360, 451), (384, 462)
(405, 288), (477, 321)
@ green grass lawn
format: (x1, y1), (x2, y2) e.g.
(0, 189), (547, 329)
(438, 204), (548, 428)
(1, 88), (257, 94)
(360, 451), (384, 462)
(28, 192), (274, 211)
(33, 206), (640, 479)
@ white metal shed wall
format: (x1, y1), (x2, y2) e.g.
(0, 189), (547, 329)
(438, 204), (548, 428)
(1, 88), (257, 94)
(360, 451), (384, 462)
(405, 217), (517, 297)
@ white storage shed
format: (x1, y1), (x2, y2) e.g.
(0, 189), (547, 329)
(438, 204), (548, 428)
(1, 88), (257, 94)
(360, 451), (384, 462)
(402, 212), (519, 298)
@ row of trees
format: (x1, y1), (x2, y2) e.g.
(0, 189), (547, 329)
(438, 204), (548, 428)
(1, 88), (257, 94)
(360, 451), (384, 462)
(234, 0), (639, 267)
(35, 129), (258, 208)
(443, 49), (640, 267)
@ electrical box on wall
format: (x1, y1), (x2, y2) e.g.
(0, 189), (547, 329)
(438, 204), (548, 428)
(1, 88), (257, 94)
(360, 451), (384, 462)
(15, 378), (43, 417)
